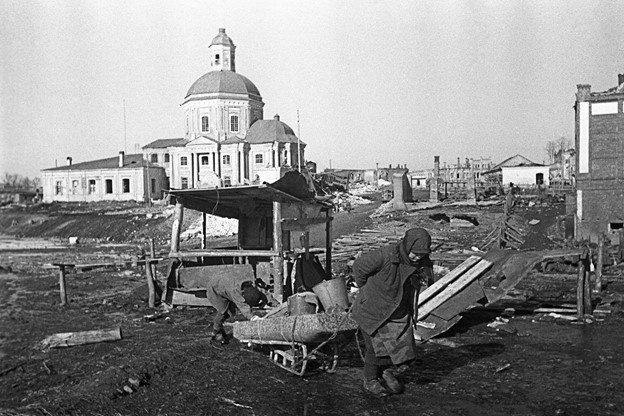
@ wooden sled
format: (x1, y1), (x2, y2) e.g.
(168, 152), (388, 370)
(234, 312), (357, 376)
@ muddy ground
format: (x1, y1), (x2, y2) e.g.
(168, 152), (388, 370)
(1, 194), (624, 416)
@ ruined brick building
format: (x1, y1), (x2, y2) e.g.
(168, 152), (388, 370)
(574, 74), (624, 242)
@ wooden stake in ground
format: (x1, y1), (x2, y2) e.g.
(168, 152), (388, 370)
(595, 234), (604, 293)
(40, 328), (122, 349)
(576, 251), (592, 318)
(145, 257), (156, 308)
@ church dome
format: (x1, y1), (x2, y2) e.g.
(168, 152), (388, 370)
(210, 28), (235, 47)
(185, 70), (261, 99)
(246, 115), (304, 144)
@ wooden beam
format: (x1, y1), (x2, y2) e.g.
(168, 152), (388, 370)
(418, 256), (481, 307)
(170, 249), (279, 258)
(325, 210), (332, 278)
(418, 259), (493, 320)
(58, 265), (68, 306)
(170, 201), (184, 254)
(576, 255), (587, 319)
(281, 216), (332, 231)
(40, 328), (122, 349)
(145, 254), (156, 308)
(595, 234), (604, 292)
(273, 201), (284, 302)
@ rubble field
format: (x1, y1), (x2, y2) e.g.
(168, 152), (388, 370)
(1, 192), (624, 416)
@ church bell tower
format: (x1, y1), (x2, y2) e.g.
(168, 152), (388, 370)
(210, 28), (236, 72)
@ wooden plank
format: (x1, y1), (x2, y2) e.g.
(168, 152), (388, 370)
(418, 256), (481, 307)
(40, 328), (122, 349)
(170, 249), (279, 258)
(171, 289), (212, 307)
(414, 315), (462, 342)
(281, 216), (332, 231)
(418, 259), (492, 320)
(429, 279), (486, 321)
(177, 264), (254, 290)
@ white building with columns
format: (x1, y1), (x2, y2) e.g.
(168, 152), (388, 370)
(143, 28), (305, 189)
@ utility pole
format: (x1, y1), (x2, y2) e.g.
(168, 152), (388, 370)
(123, 99), (127, 154)
(297, 109), (302, 172)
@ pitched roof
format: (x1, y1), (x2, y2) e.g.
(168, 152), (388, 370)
(221, 135), (246, 145)
(42, 154), (152, 172)
(143, 138), (187, 149)
(245, 118), (305, 145)
(491, 154), (542, 170)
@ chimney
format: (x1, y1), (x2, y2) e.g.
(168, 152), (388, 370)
(619, 74), (624, 85)
(274, 114), (280, 121)
(576, 84), (591, 101)
(457, 157), (461, 168)
(119, 151), (125, 168)
(66, 157), (72, 166)
(219, 28), (226, 34)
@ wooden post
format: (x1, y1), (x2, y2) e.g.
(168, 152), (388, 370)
(273, 201), (284, 302)
(325, 210), (332, 278)
(149, 238), (156, 277)
(595, 234), (604, 292)
(145, 258), (156, 308)
(170, 201), (184, 254)
(58, 266), (68, 306)
(201, 212), (207, 250)
(577, 251), (591, 319)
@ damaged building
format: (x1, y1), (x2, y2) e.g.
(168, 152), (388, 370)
(574, 74), (624, 243)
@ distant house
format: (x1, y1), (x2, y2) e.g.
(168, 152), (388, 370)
(483, 154), (549, 188)
(41, 152), (168, 203)
(574, 74), (624, 243)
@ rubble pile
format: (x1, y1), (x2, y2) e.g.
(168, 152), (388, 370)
(180, 214), (238, 240)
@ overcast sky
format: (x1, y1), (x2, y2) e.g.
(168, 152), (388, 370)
(2, 0), (623, 179)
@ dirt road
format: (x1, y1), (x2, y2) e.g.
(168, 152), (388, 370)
(1, 198), (624, 415)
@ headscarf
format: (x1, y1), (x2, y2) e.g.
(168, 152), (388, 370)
(398, 228), (432, 265)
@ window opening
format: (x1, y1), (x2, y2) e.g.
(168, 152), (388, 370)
(122, 179), (130, 193)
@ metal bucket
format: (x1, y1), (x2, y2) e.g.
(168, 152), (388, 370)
(287, 293), (317, 315)
(312, 278), (349, 311)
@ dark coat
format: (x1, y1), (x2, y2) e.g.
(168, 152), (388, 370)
(351, 228), (433, 335)
(205, 274), (254, 320)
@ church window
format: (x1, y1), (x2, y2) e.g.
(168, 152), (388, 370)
(215, 54), (220, 65)
(223, 154), (231, 165)
(88, 180), (96, 194)
(181, 177), (188, 189)
(181, 156), (188, 166)
(150, 154), (158, 163)
(230, 115), (239, 133)
(201, 156), (209, 165)
(72, 180), (79, 195)
(122, 179), (130, 193)
(151, 178), (156, 194)
(105, 179), (113, 194)
(201, 116), (210, 132)
(55, 181), (63, 195)
(164, 154), (170, 163)
(255, 154), (263, 164)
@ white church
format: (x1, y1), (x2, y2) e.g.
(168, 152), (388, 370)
(142, 28), (306, 190)
(41, 28), (305, 203)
